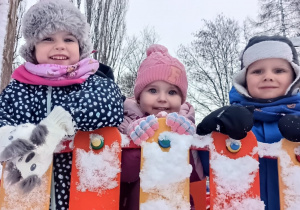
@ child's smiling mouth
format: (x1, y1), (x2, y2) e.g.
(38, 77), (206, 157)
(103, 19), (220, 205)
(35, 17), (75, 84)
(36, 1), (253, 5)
(259, 86), (278, 89)
(50, 55), (68, 60)
(154, 107), (169, 111)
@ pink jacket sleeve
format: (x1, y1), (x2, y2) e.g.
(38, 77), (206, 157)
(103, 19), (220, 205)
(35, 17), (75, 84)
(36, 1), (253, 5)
(118, 97), (144, 134)
(179, 102), (195, 123)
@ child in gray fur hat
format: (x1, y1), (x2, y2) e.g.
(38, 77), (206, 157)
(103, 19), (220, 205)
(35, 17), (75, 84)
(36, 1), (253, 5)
(0, 0), (123, 209)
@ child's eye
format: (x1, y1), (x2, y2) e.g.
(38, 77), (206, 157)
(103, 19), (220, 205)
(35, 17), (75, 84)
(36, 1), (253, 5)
(42, 37), (52, 41)
(65, 38), (75, 42)
(169, 90), (177, 95)
(148, 88), (157, 93)
(274, 69), (285, 73)
(250, 69), (262, 74)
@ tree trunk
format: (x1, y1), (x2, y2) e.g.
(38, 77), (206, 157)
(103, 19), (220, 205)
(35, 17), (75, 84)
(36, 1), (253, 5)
(0, 0), (21, 91)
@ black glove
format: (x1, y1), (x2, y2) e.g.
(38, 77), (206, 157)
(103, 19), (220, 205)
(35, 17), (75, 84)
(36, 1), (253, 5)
(278, 114), (300, 142)
(197, 105), (254, 140)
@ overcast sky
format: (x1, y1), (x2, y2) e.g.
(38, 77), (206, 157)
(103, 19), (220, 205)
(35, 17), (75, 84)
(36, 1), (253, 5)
(25, 0), (260, 54)
(126, 0), (259, 54)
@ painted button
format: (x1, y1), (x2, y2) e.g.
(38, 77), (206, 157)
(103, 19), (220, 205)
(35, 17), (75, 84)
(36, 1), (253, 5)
(158, 139), (171, 148)
(91, 135), (104, 150)
(227, 141), (241, 153)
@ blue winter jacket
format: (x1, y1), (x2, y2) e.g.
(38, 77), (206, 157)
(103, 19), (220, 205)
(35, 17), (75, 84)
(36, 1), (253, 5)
(199, 87), (300, 210)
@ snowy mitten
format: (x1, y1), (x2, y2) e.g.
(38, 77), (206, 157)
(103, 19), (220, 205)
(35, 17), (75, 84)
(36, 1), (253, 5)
(197, 105), (253, 140)
(127, 115), (159, 145)
(278, 114), (300, 142)
(3, 106), (75, 193)
(166, 112), (196, 135)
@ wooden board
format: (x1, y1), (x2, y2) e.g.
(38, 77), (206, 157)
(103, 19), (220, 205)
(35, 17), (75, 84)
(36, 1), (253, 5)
(278, 138), (300, 210)
(0, 162), (52, 210)
(139, 118), (190, 209)
(209, 131), (261, 209)
(69, 127), (122, 210)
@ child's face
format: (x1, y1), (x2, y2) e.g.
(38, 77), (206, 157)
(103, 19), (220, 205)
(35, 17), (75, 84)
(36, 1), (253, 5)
(246, 58), (294, 99)
(139, 81), (182, 115)
(35, 31), (80, 65)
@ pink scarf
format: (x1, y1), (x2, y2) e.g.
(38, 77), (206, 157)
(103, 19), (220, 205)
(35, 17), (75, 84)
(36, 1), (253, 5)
(12, 58), (99, 86)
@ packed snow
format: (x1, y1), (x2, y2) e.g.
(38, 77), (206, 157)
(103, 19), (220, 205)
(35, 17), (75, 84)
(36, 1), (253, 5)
(256, 141), (281, 158)
(75, 141), (121, 194)
(121, 133), (131, 147)
(139, 131), (192, 209)
(190, 133), (213, 149)
(278, 142), (300, 210)
(210, 152), (259, 195)
(208, 135), (265, 210)
(140, 132), (192, 189)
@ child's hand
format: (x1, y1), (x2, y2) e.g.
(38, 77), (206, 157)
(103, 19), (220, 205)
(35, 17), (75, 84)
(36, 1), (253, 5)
(166, 112), (196, 135)
(0, 107), (74, 193)
(278, 114), (300, 142)
(0, 106), (74, 162)
(127, 115), (159, 145)
(196, 105), (253, 140)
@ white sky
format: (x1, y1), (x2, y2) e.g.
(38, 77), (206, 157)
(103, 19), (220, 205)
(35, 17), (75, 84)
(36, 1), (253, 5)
(24, 0), (260, 54)
(126, 0), (259, 54)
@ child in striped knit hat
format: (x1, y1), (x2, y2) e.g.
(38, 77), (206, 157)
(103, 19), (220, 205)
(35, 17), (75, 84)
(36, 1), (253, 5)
(118, 44), (204, 210)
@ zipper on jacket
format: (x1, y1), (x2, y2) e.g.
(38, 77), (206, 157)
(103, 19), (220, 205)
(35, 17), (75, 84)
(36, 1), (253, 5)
(47, 86), (52, 115)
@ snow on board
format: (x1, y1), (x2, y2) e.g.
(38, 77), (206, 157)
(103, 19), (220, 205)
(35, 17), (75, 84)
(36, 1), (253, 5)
(69, 127), (122, 210)
(139, 118), (191, 210)
(209, 131), (264, 210)
(278, 139), (300, 210)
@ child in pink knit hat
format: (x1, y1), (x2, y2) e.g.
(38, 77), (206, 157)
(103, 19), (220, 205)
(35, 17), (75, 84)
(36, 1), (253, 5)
(118, 44), (204, 210)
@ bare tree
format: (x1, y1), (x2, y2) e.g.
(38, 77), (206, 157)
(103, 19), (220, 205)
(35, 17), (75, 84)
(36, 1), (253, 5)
(115, 27), (159, 97)
(12, 0), (26, 70)
(177, 14), (241, 118)
(246, 0), (300, 38)
(1, 0), (22, 91)
(78, 0), (128, 69)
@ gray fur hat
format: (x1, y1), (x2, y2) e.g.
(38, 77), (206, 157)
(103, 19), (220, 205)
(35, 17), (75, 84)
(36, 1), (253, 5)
(233, 35), (300, 98)
(19, 0), (92, 64)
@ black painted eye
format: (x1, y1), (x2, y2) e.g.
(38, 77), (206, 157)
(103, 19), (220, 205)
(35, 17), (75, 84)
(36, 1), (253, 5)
(30, 164), (36, 171)
(25, 152), (35, 163)
(8, 136), (13, 140)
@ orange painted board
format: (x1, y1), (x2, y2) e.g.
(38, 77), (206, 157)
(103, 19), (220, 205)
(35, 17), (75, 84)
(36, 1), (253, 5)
(209, 131), (261, 210)
(139, 118), (190, 208)
(190, 180), (207, 210)
(278, 138), (300, 210)
(69, 127), (122, 210)
(0, 162), (52, 210)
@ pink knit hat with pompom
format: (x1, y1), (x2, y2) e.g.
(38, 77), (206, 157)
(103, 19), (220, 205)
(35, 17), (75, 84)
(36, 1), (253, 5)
(134, 44), (188, 103)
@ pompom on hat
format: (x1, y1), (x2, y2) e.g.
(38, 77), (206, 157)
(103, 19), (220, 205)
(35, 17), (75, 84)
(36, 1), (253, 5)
(233, 35), (300, 98)
(134, 44), (188, 103)
(19, 0), (92, 64)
